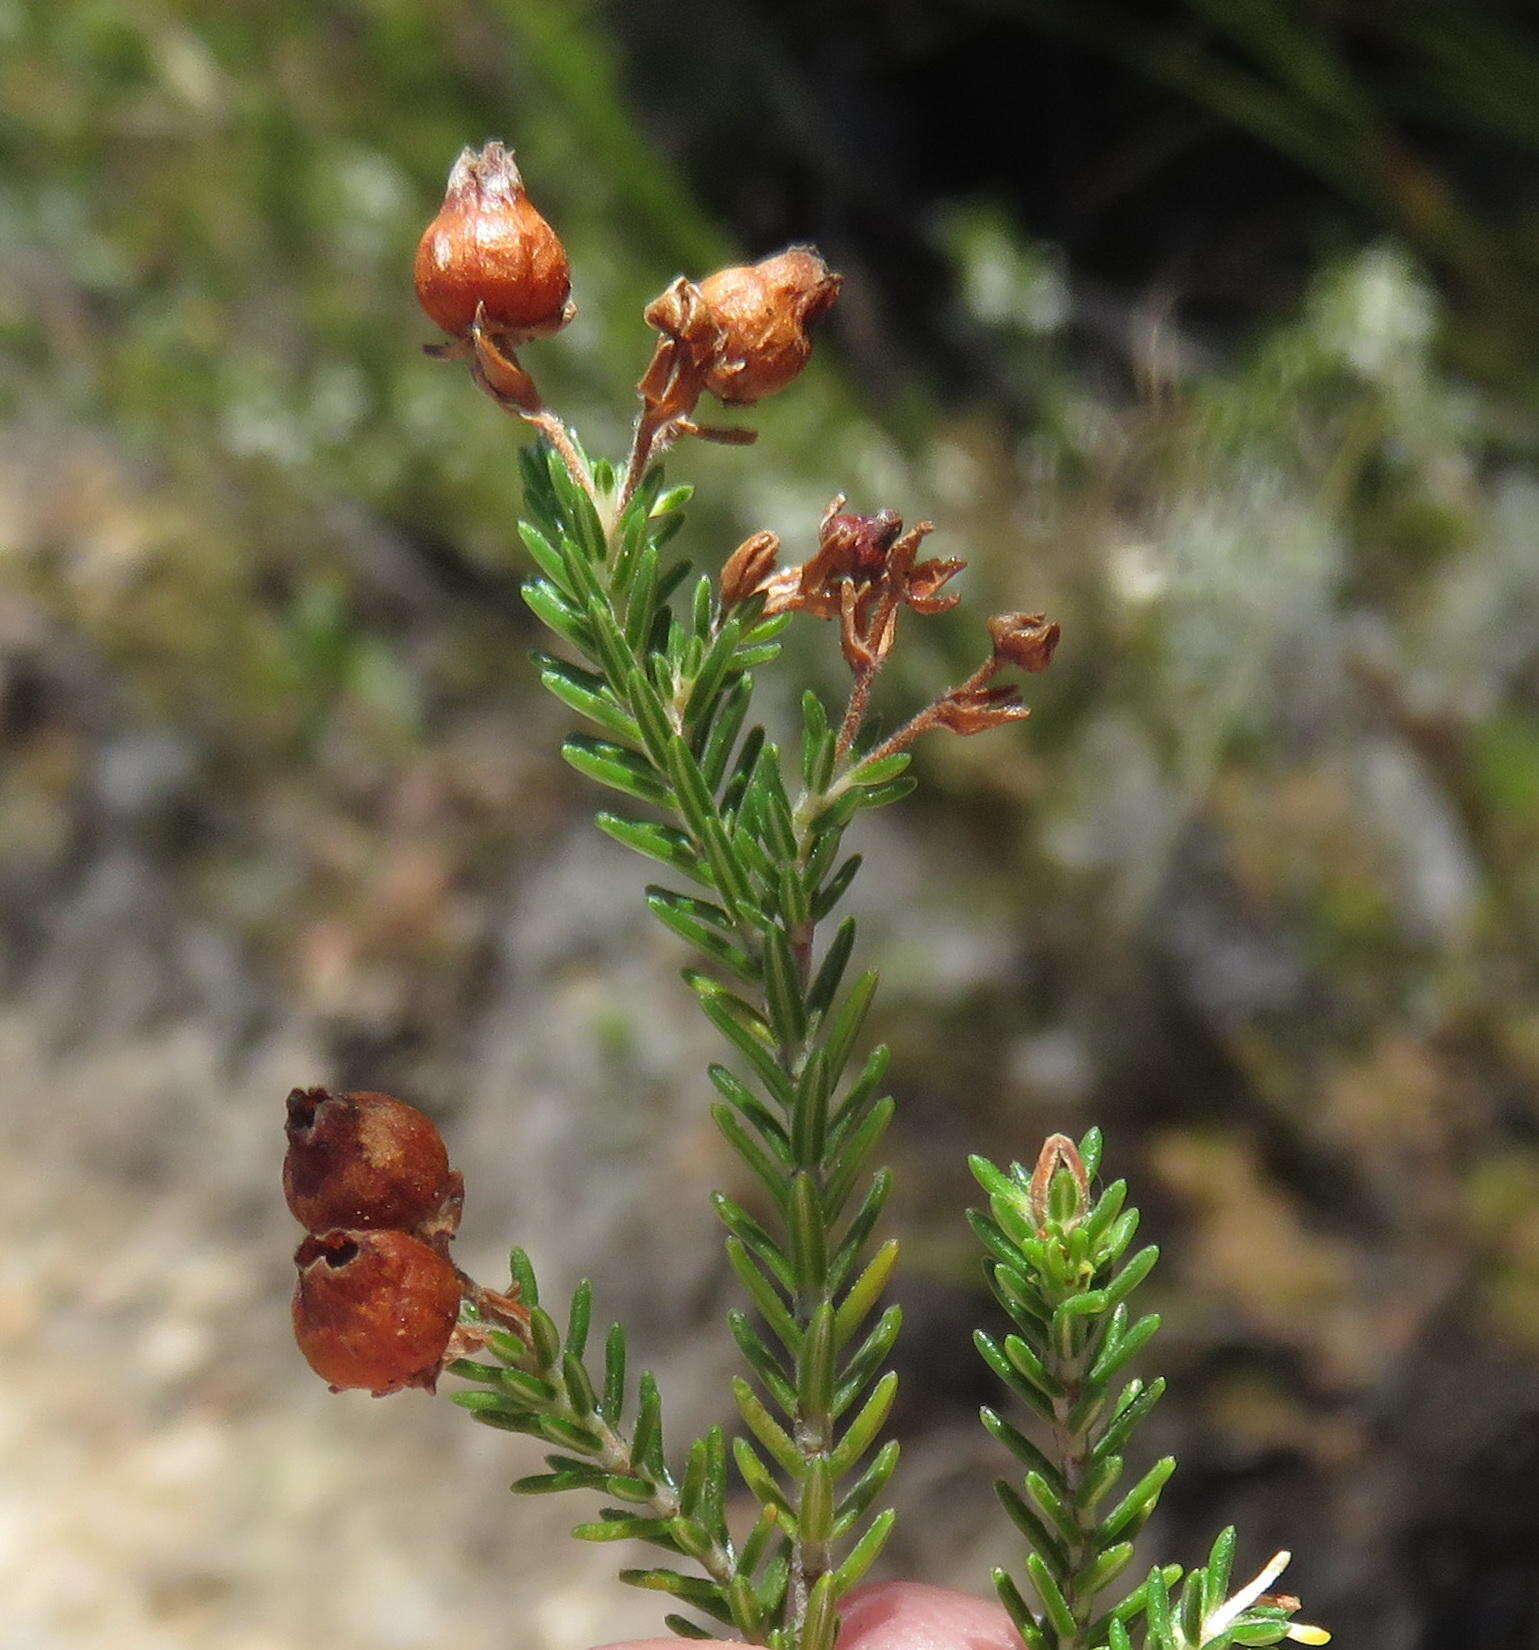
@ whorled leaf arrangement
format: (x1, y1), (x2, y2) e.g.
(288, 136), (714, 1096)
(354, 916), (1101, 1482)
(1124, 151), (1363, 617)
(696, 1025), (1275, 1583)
(281, 139), (1326, 1650)
(968, 1135), (1329, 1650)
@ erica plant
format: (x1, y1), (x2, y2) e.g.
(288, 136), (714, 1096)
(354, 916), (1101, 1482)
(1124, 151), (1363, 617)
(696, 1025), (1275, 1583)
(280, 138), (1328, 1650)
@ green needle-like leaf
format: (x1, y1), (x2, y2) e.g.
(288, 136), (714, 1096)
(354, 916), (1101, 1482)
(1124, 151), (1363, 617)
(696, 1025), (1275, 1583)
(563, 735), (673, 807)
(832, 1439), (900, 1534)
(728, 1309), (799, 1415)
(799, 1577), (837, 1650)
(788, 1173), (829, 1298)
(621, 1571), (737, 1627)
(733, 1378), (806, 1477)
(601, 1324), (628, 1425)
(828, 1372), (897, 1476)
(832, 1508), (895, 1593)
(992, 1569), (1049, 1650)
(1097, 1456), (1177, 1545)
(1026, 1550), (1078, 1642)
(733, 1436), (795, 1518)
(796, 1301), (836, 1422)
(726, 1236), (802, 1350)
(995, 1480), (1069, 1572)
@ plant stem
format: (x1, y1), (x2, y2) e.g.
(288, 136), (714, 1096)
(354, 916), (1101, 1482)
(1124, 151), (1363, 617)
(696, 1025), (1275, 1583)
(776, 901), (828, 1635)
(589, 1413), (743, 1599)
(509, 426), (894, 1648)
(654, 585), (834, 1633)
(1047, 1358), (1097, 1646)
(527, 409), (600, 509)
(620, 404), (671, 516)
(857, 657), (997, 771)
(598, 461), (850, 1644)
(834, 666), (876, 763)
(530, 1335), (752, 1630)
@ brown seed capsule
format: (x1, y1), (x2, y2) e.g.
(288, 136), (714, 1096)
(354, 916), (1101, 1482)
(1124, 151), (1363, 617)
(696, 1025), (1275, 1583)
(283, 1087), (462, 1239)
(413, 142), (573, 340)
(988, 611), (1061, 675)
(292, 1229), (463, 1395)
(645, 247), (841, 410)
(695, 247), (841, 404)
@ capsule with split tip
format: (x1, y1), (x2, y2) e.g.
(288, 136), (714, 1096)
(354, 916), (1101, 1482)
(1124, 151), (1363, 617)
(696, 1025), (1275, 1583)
(291, 1228), (463, 1396)
(413, 141), (573, 341)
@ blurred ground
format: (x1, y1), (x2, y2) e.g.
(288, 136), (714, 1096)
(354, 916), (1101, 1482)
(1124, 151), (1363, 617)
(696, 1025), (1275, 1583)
(3, 5), (1539, 1650)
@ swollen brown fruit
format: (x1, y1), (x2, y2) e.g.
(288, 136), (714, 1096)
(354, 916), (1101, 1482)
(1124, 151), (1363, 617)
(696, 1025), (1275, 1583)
(693, 247), (841, 404)
(283, 1087), (462, 1238)
(291, 1229), (462, 1395)
(413, 141), (573, 340)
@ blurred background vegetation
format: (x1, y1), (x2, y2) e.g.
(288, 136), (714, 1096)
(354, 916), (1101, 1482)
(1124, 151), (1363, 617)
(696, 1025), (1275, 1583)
(3, 2), (1538, 1648)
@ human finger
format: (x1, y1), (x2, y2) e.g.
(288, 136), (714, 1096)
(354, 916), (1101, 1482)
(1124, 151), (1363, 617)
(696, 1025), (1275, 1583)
(588, 1579), (1019, 1650)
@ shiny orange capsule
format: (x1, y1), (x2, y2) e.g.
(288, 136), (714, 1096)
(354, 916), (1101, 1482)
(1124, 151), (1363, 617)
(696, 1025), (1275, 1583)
(693, 247), (842, 404)
(292, 1229), (462, 1395)
(413, 142), (573, 340)
(283, 1087), (462, 1239)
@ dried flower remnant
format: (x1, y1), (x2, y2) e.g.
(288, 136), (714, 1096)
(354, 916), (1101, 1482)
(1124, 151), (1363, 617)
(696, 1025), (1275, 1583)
(637, 276), (725, 427)
(770, 502), (962, 644)
(1026, 1131), (1089, 1232)
(929, 612), (1059, 735)
(283, 1087), (463, 1240)
(732, 500), (968, 757)
(414, 142), (573, 342)
(844, 602), (1061, 766)
(928, 681), (1032, 737)
(987, 611), (1061, 675)
(642, 248), (840, 414)
(906, 656), (1029, 744)
(414, 142), (594, 493)
(719, 530), (782, 608)
(722, 501), (960, 669)
(830, 509), (959, 672)
(292, 1229), (464, 1395)
(894, 611), (1062, 740)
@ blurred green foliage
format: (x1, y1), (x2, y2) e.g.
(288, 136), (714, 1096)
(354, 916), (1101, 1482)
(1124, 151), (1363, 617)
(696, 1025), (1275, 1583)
(1005, 0), (1539, 389)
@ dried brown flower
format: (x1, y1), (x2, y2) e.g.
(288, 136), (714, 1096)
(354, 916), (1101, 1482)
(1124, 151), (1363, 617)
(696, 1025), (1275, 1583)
(719, 530), (782, 608)
(918, 611), (1058, 741)
(414, 142), (573, 342)
(988, 611), (1061, 675)
(640, 276), (726, 418)
(814, 507), (906, 585)
(1027, 1133), (1089, 1233)
(764, 500), (965, 673)
(859, 603), (1059, 764)
(291, 1229), (463, 1395)
(283, 1087), (463, 1240)
(930, 681), (1031, 736)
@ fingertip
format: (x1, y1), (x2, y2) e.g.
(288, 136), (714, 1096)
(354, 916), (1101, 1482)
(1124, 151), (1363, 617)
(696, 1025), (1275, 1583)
(588, 1641), (738, 1650)
(585, 1581), (1020, 1650)
(838, 1581), (1021, 1650)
